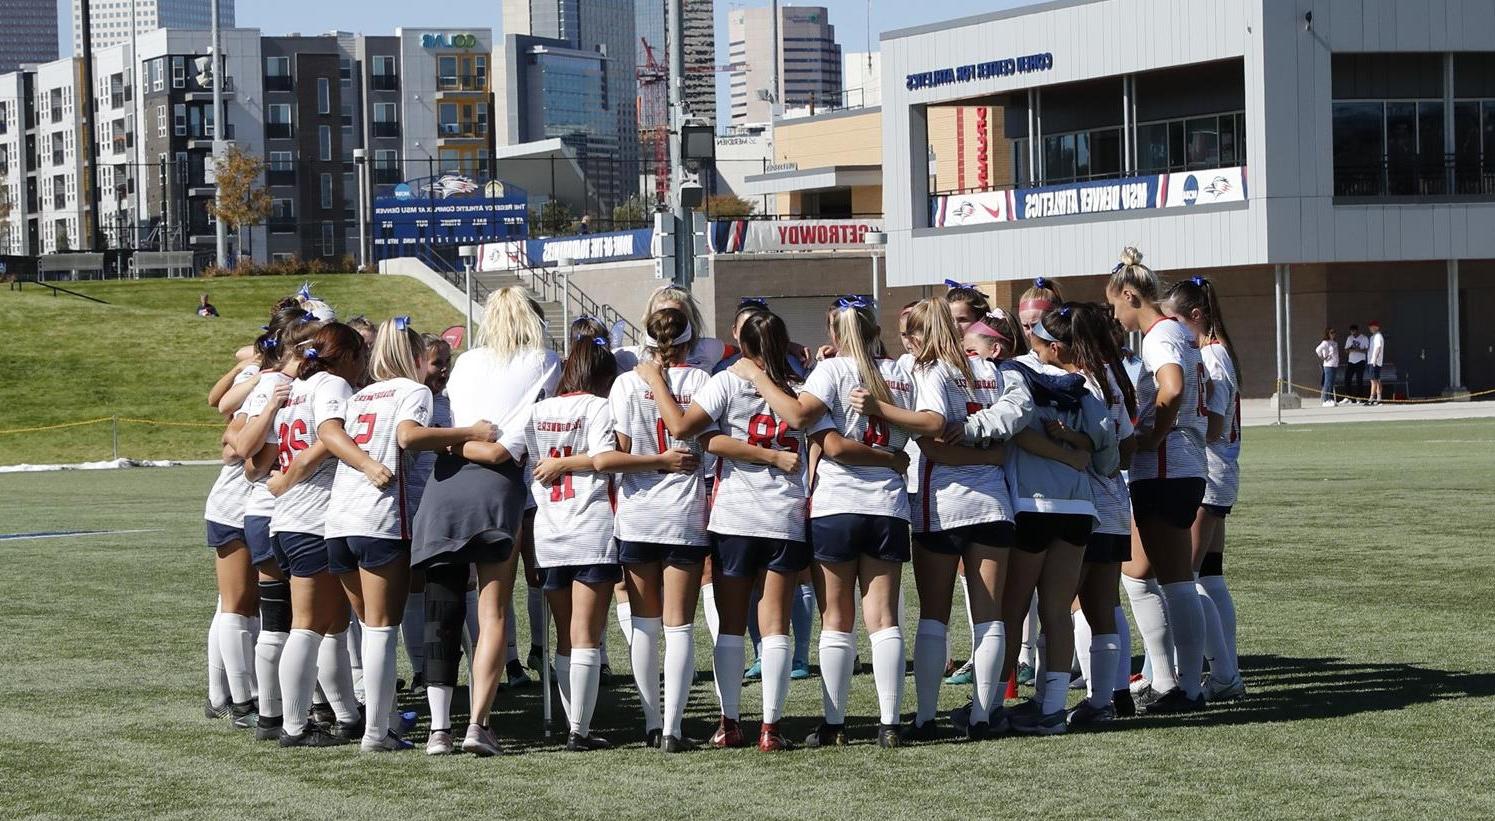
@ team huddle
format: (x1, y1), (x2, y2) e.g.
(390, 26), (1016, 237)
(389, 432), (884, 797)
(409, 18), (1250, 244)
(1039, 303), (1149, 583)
(199, 245), (1245, 755)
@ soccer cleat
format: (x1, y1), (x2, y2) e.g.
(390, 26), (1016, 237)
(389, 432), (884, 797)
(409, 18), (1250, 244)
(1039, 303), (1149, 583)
(408, 672), (427, 696)
(310, 702), (336, 727)
(876, 723), (903, 748)
(599, 663), (613, 687)
(1113, 689), (1137, 718)
(204, 699), (231, 720)
(506, 660), (533, 689)
(1321, 400), (1336, 407)
(757, 723), (794, 751)
(1016, 662), (1035, 686)
(425, 730), (454, 756)
(1135, 685), (1168, 711)
(742, 659), (762, 682)
(905, 718), (942, 742)
(1128, 673), (1150, 696)
(1009, 707), (1068, 736)
(790, 660), (812, 680)
(395, 710), (420, 736)
(461, 723), (502, 756)
(803, 723), (848, 748)
(710, 717), (747, 749)
(230, 700), (259, 730)
(278, 727), (349, 747)
(661, 734), (696, 753)
(562, 732), (609, 753)
(964, 721), (991, 741)
(1142, 688), (1207, 715)
(331, 711), (366, 742)
(1066, 700), (1117, 728)
(1204, 674), (1247, 702)
(948, 701), (973, 734)
(254, 715), (284, 741)
(645, 728), (663, 749)
(361, 731), (414, 752)
(944, 659), (974, 686)
(527, 645), (544, 673)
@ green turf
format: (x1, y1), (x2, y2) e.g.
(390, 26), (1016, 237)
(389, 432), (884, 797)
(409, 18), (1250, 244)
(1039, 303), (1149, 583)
(0, 275), (463, 465)
(0, 419), (1492, 818)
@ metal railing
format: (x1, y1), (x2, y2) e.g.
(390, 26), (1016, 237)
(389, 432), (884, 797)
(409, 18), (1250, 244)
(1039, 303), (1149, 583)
(514, 260), (643, 348)
(371, 121), (399, 138)
(438, 120), (487, 138)
(264, 75), (293, 92)
(265, 123), (293, 139)
(266, 168), (296, 186)
(437, 75), (487, 92)
(371, 74), (399, 92)
(1334, 154), (1495, 198)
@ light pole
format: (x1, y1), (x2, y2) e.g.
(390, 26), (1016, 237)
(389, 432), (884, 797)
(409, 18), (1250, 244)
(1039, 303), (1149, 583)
(210, 0), (227, 268)
(352, 148), (368, 271)
(864, 230), (886, 311)
(459, 245), (477, 347)
(557, 256), (575, 352)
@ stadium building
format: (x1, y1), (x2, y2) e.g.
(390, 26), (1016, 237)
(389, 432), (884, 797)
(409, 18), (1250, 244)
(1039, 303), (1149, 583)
(881, 0), (1495, 398)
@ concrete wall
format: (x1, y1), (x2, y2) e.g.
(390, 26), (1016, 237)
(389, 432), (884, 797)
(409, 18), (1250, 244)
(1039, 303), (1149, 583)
(774, 109), (882, 168)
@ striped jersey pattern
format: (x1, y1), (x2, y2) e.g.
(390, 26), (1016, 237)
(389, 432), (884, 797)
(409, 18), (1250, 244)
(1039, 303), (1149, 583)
(912, 356), (1014, 532)
(694, 370), (808, 542)
(269, 371), (353, 536)
(1131, 317), (1207, 482)
(325, 377), (432, 540)
(609, 367), (713, 546)
(800, 357), (914, 521)
(520, 393), (620, 568)
(204, 364), (262, 527)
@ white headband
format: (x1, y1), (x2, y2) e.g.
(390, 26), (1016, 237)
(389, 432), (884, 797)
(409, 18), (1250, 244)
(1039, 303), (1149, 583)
(644, 322), (694, 350)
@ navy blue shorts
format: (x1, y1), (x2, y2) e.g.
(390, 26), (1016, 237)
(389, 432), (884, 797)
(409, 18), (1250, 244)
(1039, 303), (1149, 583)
(1014, 512), (1094, 553)
(327, 536), (410, 576)
(809, 514), (911, 564)
(712, 534), (811, 578)
(274, 531), (329, 578)
(1367, 364), (1383, 380)
(618, 540), (711, 567)
(243, 515), (278, 569)
(542, 563), (624, 592)
(1130, 478), (1207, 530)
(917, 521), (1015, 555)
(205, 520), (245, 550)
(1202, 503), (1233, 518)
(1084, 532), (1132, 564)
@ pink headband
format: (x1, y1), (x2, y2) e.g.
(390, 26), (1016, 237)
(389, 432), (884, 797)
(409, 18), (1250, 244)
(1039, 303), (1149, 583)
(1019, 298), (1053, 313)
(967, 320), (1012, 346)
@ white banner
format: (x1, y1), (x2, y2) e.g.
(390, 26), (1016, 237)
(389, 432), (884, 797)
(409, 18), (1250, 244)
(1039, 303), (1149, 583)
(1162, 166), (1248, 208)
(479, 241), (526, 271)
(719, 219), (885, 252)
(932, 190), (1016, 228)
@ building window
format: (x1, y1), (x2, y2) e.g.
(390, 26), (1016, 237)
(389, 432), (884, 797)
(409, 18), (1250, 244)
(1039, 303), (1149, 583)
(152, 58), (164, 91)
(339, 57), (353, 84)
(317, 78), (331, 115)
(438, 56), (458, 89)
(1329, 52), (1467, 196)
(157, 104), (167, 138)
(320, 221), (335, 256)
(266, 104), (292, 138)
(320, 173), (334, 209)
(172, 57), (186, 89)
(174, 104), (187, 136)
(319, 125), (333, 161)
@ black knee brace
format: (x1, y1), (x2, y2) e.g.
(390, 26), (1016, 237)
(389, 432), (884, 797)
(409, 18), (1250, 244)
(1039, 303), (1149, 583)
(1199, 552), (1224, 577)
(258, 580), (292, 633)
(424, 564), (468, 687)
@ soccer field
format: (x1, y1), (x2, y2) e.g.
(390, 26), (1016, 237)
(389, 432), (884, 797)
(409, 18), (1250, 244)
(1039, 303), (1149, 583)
(1, 419), (1492, 819)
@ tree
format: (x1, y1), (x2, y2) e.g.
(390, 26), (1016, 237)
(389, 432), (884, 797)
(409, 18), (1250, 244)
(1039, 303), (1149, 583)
(206, 144), (273, 263)
(531, 200), (575, 237)
(611, 195), (651, 230)
(705, 194), (755, 219)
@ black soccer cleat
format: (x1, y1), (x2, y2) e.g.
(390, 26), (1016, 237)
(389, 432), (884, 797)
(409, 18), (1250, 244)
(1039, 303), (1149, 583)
(645, 728), (663, 749)
(254, 715), (284, 742)
(230, 699), (259, 730)
(803, 722), (848, 748)
(904, 718), (942, 742)
(1141, 688), (1207, 715)
(310, 702), (336, 727)
(876, 723), (903, 748)
(566, 732), (613, 752)
(204, 699), (231, 720)
(964, 720), (991, 742)
(1113, 689), (1136, 718)
(661, 734), (696, 753)
(279, 726), (349, 747)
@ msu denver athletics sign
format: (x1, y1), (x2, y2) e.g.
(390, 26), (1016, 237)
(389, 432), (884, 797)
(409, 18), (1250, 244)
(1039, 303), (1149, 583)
(906, 52), (1054, 91)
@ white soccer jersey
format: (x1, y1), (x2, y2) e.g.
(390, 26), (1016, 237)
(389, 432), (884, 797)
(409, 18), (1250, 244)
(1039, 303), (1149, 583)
(269, 371), (353, 536)
(1200, 343), (1241, 464)
(1087, 370), (1135, 536)
(520, 393), (620, 567)
(609, 367), (713, 546)
(203, 365), (262, 527)
(799, 357), (914, 521)
(896, 353), (923, 498)
(238, 370), (292, 520)
(1131, 317), (1207, 482)
(406, 392), (450, 515)
(912, 356), (1014, 532)
(693, 370), (808, 542)
(325, 378), (433, 541)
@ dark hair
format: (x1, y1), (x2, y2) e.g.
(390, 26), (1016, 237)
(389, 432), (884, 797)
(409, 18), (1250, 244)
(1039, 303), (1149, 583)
(345, 315), (375, 334)
(271, 296), (301, 314)
(645, 307), (692, 366)
(298, 322), (365, 381)
(420, 331), (450, 353)
(557, 317), (619, 397)
(255, 306), (308, 369)
(1164, 275), (1240, 379)
(738, 311), (799, 395)
(945, 284), (992, 316)
(1039, 302), (1137, 418)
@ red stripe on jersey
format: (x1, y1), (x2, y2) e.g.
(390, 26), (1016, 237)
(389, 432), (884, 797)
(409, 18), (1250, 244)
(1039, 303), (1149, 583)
(607, 476), (618, 514)
(1144, 315), (1177, 336)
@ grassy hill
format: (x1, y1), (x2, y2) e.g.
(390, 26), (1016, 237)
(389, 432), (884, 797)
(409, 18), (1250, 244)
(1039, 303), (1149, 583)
(0, 275), (463, 465)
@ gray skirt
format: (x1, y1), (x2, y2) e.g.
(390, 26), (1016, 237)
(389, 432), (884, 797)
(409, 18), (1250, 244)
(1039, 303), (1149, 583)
(411, 453), (525, 569)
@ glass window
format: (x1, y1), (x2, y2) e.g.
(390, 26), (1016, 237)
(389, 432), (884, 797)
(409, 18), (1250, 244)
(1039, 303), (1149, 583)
(1089, 128), (1122, 178)
(321, 222), (335, 256)
(372, 55), (396, 76)
(317, 78), (330, 115)
(269, 151), (293, 170)
(1332, 102), (1384, 195)
(1043, 133), (1076, 183)
(1385, 102), (1417, 158)
(373, 102), (397, 123)
(1219, 115), (1237, 166)
(319, 125), (332, 161)
(1168, 121), (1186, 170)
(1417, 101), (1444, 157)
(320, 173), (333, 209)
(173, 104), (186, 136)
(265, 56), (290, 77)
(1137, 123), (1169, 173)
(1073, 132), (1091, 180)
(266, 104), (291, 125)
(171, 57), (185, 88)
(438, 56), (458, 88)
(1185, 116), (1220, 169)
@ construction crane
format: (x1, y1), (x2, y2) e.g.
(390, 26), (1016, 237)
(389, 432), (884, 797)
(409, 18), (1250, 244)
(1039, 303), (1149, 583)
(637, 37), (671, 207)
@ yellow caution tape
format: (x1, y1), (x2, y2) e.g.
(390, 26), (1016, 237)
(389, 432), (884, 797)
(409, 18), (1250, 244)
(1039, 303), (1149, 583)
(0, 417), (113, 435)
(0, 416), (223, 435)
(1275, 379), (1495, 405)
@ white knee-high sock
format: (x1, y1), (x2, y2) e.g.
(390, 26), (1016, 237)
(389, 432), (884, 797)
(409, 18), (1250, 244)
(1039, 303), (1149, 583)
(663, 624), (694, 737)
(279, 628), (322, 736)
(1197, 578), (1229, 682)
(207, 607), (228, 706)
(912, 619), (947, 725)
(427, 684), (454, 732)
(362, 625), (398, 743)
(1020, 594), (1039, 666)
(1041, 671), (1069, 714)
(554, 653), (572, 725)
(1199, 574), (1240, 681)
(317, 631), (361, 724)
(1123, 574), (1178, 692)
(1072, 609), (1093, 693)
(1114, 604), (1132, 693)
(630, 616), (662, 732)
(570, 647), (602, 736)
(714, 633), (745, 720)
(1162, 581), (1206, 699)
(759, 634), (791, 724)
(247, 616), (261, 697)
(217, 613), (256, 705)
(818, 630), (856, 725)
(527, 584), (545, 650)
(615, 601), (633, 648)
(254, 630), (289, 718)
(870, 626), (904, 726)
(701, 584), (720, 644)
(970, 620), (1005, 724)
(345, 616), (365, 701)
(401, 592), (425, 676)
(1087, 634), (1121, 708)
(503, 598), (519, 664)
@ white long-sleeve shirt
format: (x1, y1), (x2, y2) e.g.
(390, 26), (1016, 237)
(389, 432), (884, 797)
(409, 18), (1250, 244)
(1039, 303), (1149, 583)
(1315, 340), (1340, 368)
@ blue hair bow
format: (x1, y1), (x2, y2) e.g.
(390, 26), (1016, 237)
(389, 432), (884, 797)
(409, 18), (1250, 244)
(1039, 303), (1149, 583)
(944, 278), (975, 290)
(1111, 262), (1126, 274)
(1034, 277), (1050, 289)
(740, 297), (768, 307)
(837, 296), (869, 311)
(592, 337), (608, 348)
(1058, 306), (1071, 318)
(1191, 275), (1206, 287)
(296, 283), (314, 302)
(393, 315), (411, 331)
(263, 338), (279, 349)
(304, 346), (320, 360)
(260, 324), (270, 331)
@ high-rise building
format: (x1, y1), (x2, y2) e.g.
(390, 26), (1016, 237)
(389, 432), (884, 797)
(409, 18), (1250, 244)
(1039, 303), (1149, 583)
(842, 50), (880, 109)
(0, 0), (59, 74)
(501, 0), (637, 211)
(73, 0), (237, 53)
(635, 0), (715, 122)
(729, 5), (841, 127)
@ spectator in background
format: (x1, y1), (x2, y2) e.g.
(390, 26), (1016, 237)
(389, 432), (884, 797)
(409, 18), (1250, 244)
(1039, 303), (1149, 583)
(197, 293), (219, 318)
(1344, 324), (1369, 401)
(1315, 328), (1342, 407)
(1367, 320), (1386, 405)
(578, 214), (593, 235)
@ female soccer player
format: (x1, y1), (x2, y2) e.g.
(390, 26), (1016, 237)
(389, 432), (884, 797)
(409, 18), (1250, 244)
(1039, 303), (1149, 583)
(613, 285), (728, 372)
(411, 287), (561, 756)
(1018, 277), (1064, 333)
(643, 310), (809, 752)
(325, 317), (498, 751)
(399, 333), (454, 694)
(597, 307), (709, 753)
(943, 279), (992, 334)
(520, 318), (623, 752)
(853, 298), (1015, 740)
(740, 298), (913, 748)
(1106, 247), (1211, 714)
(1164, 276), (1246, 702)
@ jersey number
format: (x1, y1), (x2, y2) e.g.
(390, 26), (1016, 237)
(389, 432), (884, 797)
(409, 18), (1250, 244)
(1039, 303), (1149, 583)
(547, 446), (576, 502)
(747, 414), (797, 450)
(351, 413), (378, 446)
(654, 418), (671, 454)
(861, 418), (890, 447)
(275, 419), (310, 471)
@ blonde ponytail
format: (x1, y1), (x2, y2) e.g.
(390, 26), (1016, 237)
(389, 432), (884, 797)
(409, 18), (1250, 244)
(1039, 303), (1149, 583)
(909, 298), (977, 389)
(369, 317), (426, 383)
(1108, 246), (1161, 302)
(477, 287), (547, 360)
(831, 301), (893, 407)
